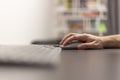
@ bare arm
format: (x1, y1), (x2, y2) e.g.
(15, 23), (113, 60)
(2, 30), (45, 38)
(100, 35), (120, 48)
(60, 33), (120, 49)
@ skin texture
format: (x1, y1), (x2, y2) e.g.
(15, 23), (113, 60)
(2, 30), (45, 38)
(60, 33), (120, 49)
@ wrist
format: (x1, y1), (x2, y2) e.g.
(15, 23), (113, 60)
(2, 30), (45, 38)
(99, 36), (109, 47)
(99, 36), (119, 48)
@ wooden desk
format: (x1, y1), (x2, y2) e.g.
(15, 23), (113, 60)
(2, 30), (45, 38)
(0, 49), (120, 80)
(61, 49), (120, 80)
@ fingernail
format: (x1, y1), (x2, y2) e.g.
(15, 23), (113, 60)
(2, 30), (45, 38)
(59, 45), (64, 47)
(59, 42), (61, 45)
(59, 41), (62, 44)
(63, 43), (66, 46)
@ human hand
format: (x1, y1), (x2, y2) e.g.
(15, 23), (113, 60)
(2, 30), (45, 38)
(60, 33), (104, 49)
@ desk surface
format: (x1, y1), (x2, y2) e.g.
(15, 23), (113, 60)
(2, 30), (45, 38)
(0, 49), (120, 80)
(61, 49), (120, 80)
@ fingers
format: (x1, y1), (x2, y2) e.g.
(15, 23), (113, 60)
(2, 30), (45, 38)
(60, 33), (103, 49)
(61, 34), (83, 45)
(62, 36), (75, 46)
(60, 33), (88, 46)
(77, 41), (102, 49)
(60, 33), (75, 45)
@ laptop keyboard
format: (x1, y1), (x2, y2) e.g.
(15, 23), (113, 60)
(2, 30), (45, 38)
(0, 45), (61, 66)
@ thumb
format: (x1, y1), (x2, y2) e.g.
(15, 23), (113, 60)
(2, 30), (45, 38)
(77, 42), (96, 49)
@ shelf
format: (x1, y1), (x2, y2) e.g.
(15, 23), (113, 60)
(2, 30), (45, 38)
(56, 7), (107, 13)
(54, 0), (108, 36)
(63, 16), (107, 20)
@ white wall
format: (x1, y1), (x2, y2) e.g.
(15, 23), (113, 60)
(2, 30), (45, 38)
(0, 0), (53, 45)
(119, 0), (120, 34)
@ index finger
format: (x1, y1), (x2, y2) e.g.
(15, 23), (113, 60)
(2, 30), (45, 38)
(62, 36), (75, 45)
(60, 33), (75, 45)
(62, 34), (88, 45)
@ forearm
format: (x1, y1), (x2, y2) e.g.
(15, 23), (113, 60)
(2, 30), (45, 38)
(100, 35), (120, 48)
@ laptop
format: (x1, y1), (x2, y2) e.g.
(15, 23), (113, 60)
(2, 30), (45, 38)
(0, 45), (61, 67)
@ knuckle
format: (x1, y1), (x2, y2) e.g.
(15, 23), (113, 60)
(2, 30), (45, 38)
(93, 43), (103, 48)
(94, 43), (99, 46)
(73, 35), (76, 38)
(82, 33), (89, 38)
(83, 33), (88, 36)
(69, 33), (74, 35)
(85, 44), (94, 48)
(73, 35), (78, 39)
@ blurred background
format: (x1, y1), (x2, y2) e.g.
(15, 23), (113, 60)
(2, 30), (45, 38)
(0, 0), (119, 45)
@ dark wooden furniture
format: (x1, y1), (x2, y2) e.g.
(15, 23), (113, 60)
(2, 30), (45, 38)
(0, 49), (120, 80)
